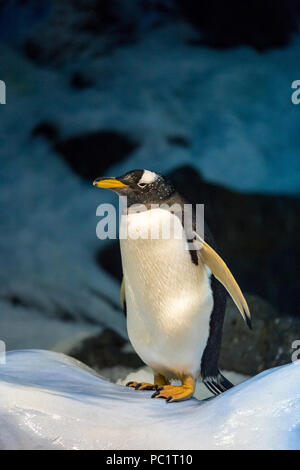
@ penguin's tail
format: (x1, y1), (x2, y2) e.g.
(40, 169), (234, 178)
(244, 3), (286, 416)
(203, 371), (234, 396)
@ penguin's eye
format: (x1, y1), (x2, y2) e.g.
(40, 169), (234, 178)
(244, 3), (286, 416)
(137, 182), (147, 189)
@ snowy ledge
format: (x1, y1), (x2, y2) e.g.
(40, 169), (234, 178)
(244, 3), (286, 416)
(0, 350), (299, 450)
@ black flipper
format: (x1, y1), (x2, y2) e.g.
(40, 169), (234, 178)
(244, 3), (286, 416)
(120, 277), (127, 317)
(203, 371), (234, 396)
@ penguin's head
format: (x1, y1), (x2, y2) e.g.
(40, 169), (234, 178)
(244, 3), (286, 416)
(93, 169), (175, 205)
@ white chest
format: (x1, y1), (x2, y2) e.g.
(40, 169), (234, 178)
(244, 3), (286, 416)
(120, 208), (213, 378)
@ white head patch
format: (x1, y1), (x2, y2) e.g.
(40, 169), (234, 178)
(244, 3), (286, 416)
(139, 170), (157, 185)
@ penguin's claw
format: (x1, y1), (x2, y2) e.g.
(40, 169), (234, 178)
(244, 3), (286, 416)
(151, 385), (194, 403)
(126, 381), (158, 391)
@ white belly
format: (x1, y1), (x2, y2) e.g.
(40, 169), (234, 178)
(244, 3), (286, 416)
(120, 208), (213, 379)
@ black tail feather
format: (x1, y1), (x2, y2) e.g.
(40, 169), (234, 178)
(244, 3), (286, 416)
(203, 371), (234, 396)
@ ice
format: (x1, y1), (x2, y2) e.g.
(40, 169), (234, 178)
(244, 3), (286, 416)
(0, 349), (299, 450)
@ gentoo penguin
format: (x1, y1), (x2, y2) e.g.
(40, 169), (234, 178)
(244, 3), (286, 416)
(93, 169), (251, 402)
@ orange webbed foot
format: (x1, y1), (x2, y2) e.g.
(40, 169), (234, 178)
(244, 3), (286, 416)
(151, 376), (195, 403)
(126, 381), (158, 391)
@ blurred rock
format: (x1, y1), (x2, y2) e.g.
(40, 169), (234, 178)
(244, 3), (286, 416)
(78, 0), (124, 34)
(54, 130), (138, 180)
(177, 0), (298, 50)
(23, 39), (44, 62)
(69, 71), (94, 90)
(32, 123), (139, 178)
(31, 121), (60, 142)
(68, 328), (143, 373)
(0, 1), (51, 41)
(96, 240), (122, 282)
(20, 0), (177, 66)
(166, 135), (190, 148)
(7, 0), (300, 67)
(221, 294), (300, 375)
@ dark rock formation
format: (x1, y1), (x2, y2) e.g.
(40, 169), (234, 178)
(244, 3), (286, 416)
(23, 39), (44, 62)
(177, 0), (298, 51)
(31, 123), (138, 180)
(7, 0), (300, 68)
(69, 71), (94, 90)
(69, 328), (143, 372)
(96, 241), (122, 282)
(54, 130), (138, 181)
(166, 135), (190, 148)
(31, 121), (60, 142)
(20, 0), (177, 66)
(221, 295), (300, 375)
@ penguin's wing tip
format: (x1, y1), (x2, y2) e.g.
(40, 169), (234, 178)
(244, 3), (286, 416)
(245, 314), (252, 330)
(240, 297), (252, 330)
(232, 296), (252, 330)
(237, 295), (252, 330)
(194, 231), (252, 330)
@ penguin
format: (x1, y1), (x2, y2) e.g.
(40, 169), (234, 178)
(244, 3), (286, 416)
(93, 169), (251, 403)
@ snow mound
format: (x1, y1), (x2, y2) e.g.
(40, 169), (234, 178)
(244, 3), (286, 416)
(0, 350), (299, 450)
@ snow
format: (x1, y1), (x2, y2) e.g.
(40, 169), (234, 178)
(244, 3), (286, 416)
(0, 43), (126, 348)
(0, 349), (299, 450)
(0, 300), (101, 351)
